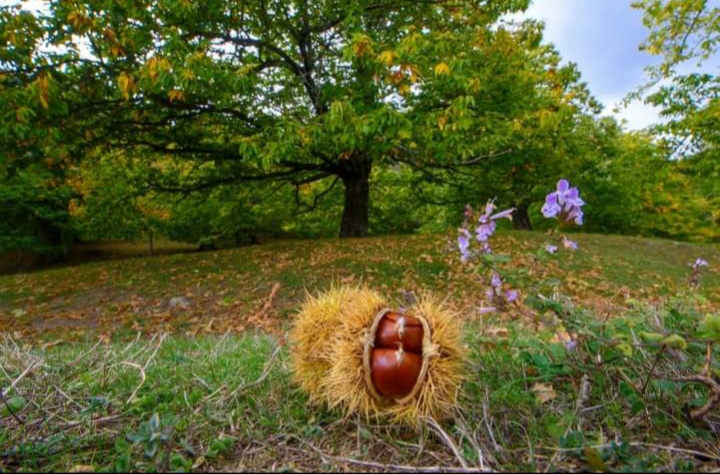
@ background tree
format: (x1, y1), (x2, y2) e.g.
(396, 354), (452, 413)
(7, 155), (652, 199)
(4, 0), (560, 238)
(632, 0), (719, 239)
(0, 6), (79, 258)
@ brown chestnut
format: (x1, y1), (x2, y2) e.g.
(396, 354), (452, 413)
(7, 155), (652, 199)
(374, 312), (424, 353)
(370, 347), (422, 399)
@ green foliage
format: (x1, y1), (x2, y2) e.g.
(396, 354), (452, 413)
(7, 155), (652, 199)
(631, 0), (719, 242)
(698, 313), (720, 343)
(0, 396), (27, 417)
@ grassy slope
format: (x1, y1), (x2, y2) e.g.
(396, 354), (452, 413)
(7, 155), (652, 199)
(1, 231), (718, 340)
(1, 231), (720, 472)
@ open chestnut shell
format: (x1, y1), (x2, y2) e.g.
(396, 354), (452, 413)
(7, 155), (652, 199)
(369, 311), (426, 400)
(374, 312), (424, 353)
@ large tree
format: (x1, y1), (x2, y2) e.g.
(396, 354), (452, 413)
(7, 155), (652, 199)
(2, 0), (561, 238)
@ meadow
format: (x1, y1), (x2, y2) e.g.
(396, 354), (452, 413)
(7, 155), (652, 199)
(2, 231), (719, 472)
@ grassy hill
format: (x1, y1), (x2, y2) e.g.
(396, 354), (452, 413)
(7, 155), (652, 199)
(1, 231), (718, 340)
(1, 232), (719, 472)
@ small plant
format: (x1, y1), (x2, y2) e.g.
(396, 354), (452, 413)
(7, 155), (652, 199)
(456, 200), (518, 313)
(688, 258), (710, 288)
(127, 413), (173, 467)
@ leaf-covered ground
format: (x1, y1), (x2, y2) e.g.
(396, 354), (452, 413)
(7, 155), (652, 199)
(1, 231), (718, 341)
(2, 232), (720, 472)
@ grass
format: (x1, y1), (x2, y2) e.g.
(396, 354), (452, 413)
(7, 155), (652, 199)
(1, 231), (720, 471)
(1, 231), (718, 341)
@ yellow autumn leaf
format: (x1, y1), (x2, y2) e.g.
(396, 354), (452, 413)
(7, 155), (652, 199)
(437, 115), (448, 131)
(531, 383), (557, 404)
(181, 69), (196, 82)
(378, 50), (395, 66)
(352, 35), (373, 57)
(67, 11), (87, 30)
(36, 72), (50, 110)
(168, 89), (185, 103)
(117, 72), (135, 100)
(110, 45), (125, 57)
(434, 62), (450, 76)
(102, 28), (117, 43)
(402, 64), (420, 83)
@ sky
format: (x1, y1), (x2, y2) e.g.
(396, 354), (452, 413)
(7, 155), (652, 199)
(515, 0), (665, 130)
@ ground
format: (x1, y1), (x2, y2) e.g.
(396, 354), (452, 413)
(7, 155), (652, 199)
(2, 231), (718, 340)
(1, 231), (719, 472)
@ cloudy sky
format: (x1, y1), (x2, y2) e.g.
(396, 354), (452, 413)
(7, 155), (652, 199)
(517, 0), (665, 130)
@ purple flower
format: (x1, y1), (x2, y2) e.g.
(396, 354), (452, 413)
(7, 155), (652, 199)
(693, 258), (709, 268)
(477, 306), (497, 315)
(543, 179), (584, 226)
(476, 220), (496, 242)
(457, 199), (513, 261)
(565, 340), (578, 351)
(491, 272), (502, 289)
(545, 244), (558, 254)
(491, 208), (515, 220)
(542, 193), (561, 218)
(506, 289), (518, 303)
(562, 236), (578, 251)
(458, 229), (471, 263)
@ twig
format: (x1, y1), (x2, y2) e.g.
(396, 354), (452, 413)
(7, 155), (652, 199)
(121, 362), (145, 404)
(1, 362), (37, 398)
(60, 414), (124, 430)
(421, 416), (469, 469)
(675, 375), (720, 421)
(0, 390), (25, 425)
(641, 346), (665, 395)
(249, 283), (281, 322)
(124, 333), (167, 404)
(68, 339), (103, 366)
(0, 359), (37, 426)
(701, 342), (713, 378)
(482, 389), (501, 452)
(296, 437), (489, 473)
(574, 375), (591, 422)
(225, 343), (283, 400)
(545, 442), (720, 462)
(53, 385), (85, 411)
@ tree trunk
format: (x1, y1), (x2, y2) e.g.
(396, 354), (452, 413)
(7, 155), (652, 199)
(148, 231), (155, 256)
(513, 204), (532, 230)
(339, 157), (372, 238)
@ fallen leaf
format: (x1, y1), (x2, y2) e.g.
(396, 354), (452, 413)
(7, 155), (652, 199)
(532, 383), (557, 404)
(485, 327), (509, 338)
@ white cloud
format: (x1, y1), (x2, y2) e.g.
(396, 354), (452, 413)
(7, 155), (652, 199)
(510, 0), (666, 130)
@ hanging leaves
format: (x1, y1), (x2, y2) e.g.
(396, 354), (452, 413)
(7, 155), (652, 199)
(168, 89), (185, 103)
(35, 72), (50, 110)
(378, 50), (396, 66)
(117, 72), (135, 100)
(434, 62), (450, 76)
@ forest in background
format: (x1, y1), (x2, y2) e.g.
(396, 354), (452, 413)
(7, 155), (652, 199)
(1, 0), (718, 265)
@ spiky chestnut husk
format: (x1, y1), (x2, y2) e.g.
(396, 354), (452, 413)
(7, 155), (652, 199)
(289, 285), (466, 425)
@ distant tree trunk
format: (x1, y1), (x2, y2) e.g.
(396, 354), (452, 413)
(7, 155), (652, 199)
(513, 204), (532, 230)
(339, 156), (372, 238)
(148, 231), (155, 256)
